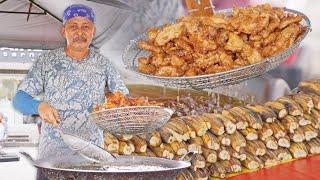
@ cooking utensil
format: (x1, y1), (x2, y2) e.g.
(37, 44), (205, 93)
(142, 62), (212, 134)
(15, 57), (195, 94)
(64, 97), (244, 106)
(122, 8), (311, 90)
(56, 127), (116, 163)
(20, 151), (192, 180)
(89, 106), (174, 135)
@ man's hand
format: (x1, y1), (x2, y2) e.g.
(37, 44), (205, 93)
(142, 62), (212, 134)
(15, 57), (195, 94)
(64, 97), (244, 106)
(38, 102), (60, 126)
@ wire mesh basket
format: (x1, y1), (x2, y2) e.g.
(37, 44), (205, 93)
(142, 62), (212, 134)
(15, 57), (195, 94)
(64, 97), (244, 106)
(122, 8), (311, 90)
(89, 106), (174, 135)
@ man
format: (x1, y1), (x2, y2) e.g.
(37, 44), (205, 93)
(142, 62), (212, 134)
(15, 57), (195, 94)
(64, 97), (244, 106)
(13, 3), (128, 160)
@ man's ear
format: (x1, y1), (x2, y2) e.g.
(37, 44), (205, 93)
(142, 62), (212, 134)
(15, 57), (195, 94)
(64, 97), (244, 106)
(60, 26), (66, 38)
(93, 26), (96, 37)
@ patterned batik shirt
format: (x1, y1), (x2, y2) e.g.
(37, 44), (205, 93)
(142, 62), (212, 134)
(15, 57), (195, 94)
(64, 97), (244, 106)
(18, 47), (129, 159)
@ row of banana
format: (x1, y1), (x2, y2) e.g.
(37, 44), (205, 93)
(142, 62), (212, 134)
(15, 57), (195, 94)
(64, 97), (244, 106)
(103, 78), (320, 179)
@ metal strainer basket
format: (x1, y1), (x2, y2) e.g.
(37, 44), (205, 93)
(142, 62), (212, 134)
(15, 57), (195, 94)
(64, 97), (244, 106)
(122, 8), (311, 90)
(89, 106), (174, 134)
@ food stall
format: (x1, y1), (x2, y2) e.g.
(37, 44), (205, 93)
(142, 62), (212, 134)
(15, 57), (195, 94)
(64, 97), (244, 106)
(1, 0), (320, 179)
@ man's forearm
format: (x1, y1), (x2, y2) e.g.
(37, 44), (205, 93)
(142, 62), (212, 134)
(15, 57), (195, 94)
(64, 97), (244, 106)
(12, 90), (41, 115)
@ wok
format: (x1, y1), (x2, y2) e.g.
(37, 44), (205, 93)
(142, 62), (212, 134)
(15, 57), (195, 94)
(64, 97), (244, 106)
(20, 152), (191, 180)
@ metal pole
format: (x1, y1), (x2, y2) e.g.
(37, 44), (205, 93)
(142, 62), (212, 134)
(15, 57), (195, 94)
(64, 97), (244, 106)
(27, 0), (62, 23)
(0, 11), (46, 15)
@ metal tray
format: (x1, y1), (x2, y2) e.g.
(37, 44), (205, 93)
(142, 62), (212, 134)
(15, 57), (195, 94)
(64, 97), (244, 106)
(122, 8), (311, 90)
(20, 152), (191, 180)
(89, 106), (174, 135)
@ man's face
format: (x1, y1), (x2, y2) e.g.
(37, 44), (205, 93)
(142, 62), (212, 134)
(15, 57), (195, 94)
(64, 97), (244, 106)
(61, 16), (96, 50)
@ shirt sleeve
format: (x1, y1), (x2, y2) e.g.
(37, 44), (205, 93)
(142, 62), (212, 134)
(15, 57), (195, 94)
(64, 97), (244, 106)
(17, 55), (45, 96)
(105, 58), (129, 96)
(12, 90), (41, 115)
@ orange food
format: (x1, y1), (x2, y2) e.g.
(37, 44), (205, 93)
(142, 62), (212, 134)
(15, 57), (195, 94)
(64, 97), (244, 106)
(137, 4), (306, 77)
(92, 92), (163, 112)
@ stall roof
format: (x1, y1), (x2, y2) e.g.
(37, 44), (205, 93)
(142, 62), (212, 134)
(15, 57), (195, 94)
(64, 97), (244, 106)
(0, 0), (133, 49)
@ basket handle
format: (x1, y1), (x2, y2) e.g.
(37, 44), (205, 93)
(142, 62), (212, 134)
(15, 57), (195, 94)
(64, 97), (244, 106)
(20, 151), (35, 164)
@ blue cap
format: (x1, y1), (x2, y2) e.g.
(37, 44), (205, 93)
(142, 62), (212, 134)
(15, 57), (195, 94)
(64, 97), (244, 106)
(62, 4), (95, 24)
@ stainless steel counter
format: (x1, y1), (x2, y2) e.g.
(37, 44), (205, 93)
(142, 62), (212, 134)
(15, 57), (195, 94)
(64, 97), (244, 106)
(0, 146), (38, 180)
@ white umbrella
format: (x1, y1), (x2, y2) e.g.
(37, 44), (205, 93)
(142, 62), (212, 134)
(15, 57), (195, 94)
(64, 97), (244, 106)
(0, 0), (133, 49)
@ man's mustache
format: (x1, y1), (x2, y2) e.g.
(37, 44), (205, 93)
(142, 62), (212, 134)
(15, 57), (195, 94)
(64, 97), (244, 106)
(73, 36), (87, 43)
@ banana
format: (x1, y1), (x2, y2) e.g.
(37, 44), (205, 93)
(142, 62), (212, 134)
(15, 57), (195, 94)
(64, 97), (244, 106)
(277, 135), (290, 148)
(296, 116), (312, 126)
(232, 147), (247, 161)
(277, 96), (303, 116)
(294, 93), (320, 110)
(309, 94), (320, 110)
(201, 132), (220, 150)
(288, 127), (305, 142)
(289, 142), (308, 158)
(169, 141), (188, 156)
(270, 120), (286, 139)
(230, 130), (246, 152)
(241, 128), (258, 141)
(217, 146), (231, 161)
(265, 101), (288, 119)
(306, 138), (320, 154)
(298, 80), (320, 96)
(258, 123), (273, 141)
(262, 136), (278, 150)
(242, 152), (264, 169)
(217, 134), (231, 147)
(229, 107), (262, 129)
(202, 113), (225, 136)
(169, 117), (191, 134)
(214, 114), (237, 134)
(260, 150), (280, 167)
(273, 147), (292, 162)
(292, 93), (314, 114)
(208, 162), (226, 179)
(182, 116), (208, 137)
(304, 113), (320, 130)
(302, 124), (318, 141)
(220, 158), (242, 173)
(222, 109), (248, 130)
(246, 104), (277, 123)
(240, 107), (263, 129)
(281, 115), (299, 133)
(311, 109), (320, 122)
(201, 147), (217, 163)
(245, 140), (267, 156)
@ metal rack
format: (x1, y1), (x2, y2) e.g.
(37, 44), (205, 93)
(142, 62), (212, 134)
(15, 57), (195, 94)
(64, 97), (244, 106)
(89, 106), (174, 134)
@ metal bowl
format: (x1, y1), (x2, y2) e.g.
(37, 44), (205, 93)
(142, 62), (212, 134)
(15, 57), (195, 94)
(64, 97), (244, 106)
(89, 106), (174, 134)
(122, 8), (311, 90)
(34, 155), (191, 180)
